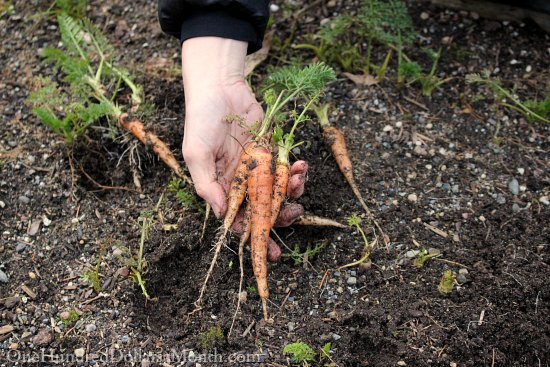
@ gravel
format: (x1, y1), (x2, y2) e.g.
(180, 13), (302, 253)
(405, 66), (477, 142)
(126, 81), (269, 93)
(0, 269), (8, 283)
(347, 277), (357, 285)
(15, 242), (26, 253)
(33, 328), (53, 346)
(508, 179), (519, 195)
(18, 195), (30, 204)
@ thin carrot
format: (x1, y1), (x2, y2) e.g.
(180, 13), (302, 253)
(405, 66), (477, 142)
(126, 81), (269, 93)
(314, 104), (389, 244)
(224, 142), (256, 231)
(119, 113), (191, 186)
(247, 147), (273, 320)
(271, 163), (289, 227)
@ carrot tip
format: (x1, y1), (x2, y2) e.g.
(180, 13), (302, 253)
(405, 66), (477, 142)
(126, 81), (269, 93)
(261, 299), (268, 321)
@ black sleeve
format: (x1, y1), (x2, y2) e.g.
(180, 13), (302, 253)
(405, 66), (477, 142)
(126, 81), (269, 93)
(158, 0), (269, 54)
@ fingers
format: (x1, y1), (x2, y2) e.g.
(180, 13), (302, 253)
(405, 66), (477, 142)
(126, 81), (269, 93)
(182, 146), (227, 218)
(274, 203), (304, 227)
(287, 161), (308, 199)
(230, 206), (247, 234)
(267, 238), (281, 262)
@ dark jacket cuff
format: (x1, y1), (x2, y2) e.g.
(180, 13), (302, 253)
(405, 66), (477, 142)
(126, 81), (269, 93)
(180, 9), (262, 54)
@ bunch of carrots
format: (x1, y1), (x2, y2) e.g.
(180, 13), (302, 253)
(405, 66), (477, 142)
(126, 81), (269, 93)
(193, 63), (336, 320)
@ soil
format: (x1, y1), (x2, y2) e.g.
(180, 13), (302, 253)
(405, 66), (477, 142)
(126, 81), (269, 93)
(1, 1), (549, 366)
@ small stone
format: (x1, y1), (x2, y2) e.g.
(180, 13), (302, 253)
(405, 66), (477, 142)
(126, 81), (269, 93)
(512, 203), (521, 213)
(29, 272), (37, 279)
(397, 361), (407, 366)
(336, 286), (344, 294)
(540, 196), (550, 205)
(496, 194), (506, 204)
(0, 200), (5, 208)
(0, 269), (8, 283)
(238, 291), (247, 303)
(458, 268), (469, 275)
(60, 311), (71, 320)
(43, 217), (52, 226)
(287, 322), (295, 332)
(112, 248), (123, 257)
(4, 296), (20, 309)
(121, 335), (130, 343)
(517, 168), (525, 175)
(470, 11), (479, 20)
(420, 12), (429, 20)
(269, 3), (279, 12)
(405, 250), (420, 258)
(18, 196), (30, 204)
(428, 248), (441, 256)
(74, 348), (85, 358)
(407, 193), (418, 202)
(85, 324), (97, 332)
(332, 333), (341, 341)
(347, 277), (357, 285)
(16, 243), (26, 253)
(333, 271), (341, 277)
(33, 328), (53, 346)
(508, 179), (519, 195)
(525, 65), (532, 73)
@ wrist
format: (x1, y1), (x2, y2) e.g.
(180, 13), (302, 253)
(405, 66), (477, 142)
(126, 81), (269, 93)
(181, 37), (247, 91)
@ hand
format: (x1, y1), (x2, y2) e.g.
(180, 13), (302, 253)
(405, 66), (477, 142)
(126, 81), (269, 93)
(181, 37), (261, 218)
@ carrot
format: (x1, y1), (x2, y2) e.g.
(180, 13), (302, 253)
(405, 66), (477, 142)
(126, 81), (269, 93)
(314, 104), (390, 244)
(247, 146), (273, 320)
(119, 113), (191, 186)
(224, 141), (256, 232)
(271, 163), (289, 227)
(294, 214), (346, 228)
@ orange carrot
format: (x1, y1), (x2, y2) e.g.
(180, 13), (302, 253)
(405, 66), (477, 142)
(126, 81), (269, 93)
(119, 113), (191, 186)
(223, 141), (256, 232)
(247, 147), (273, 320)
(270, 163), (289, 227)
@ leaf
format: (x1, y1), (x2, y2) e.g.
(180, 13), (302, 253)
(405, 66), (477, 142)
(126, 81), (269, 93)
(343, 72), (378, 86)
(244, 30), (273, 77)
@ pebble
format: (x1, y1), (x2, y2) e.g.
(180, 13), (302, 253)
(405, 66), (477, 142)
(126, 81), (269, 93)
(33, 328), (53, 346)
(332, 333), (341, 341)
(0, 269), (8, 283)
(397, 361), (407, 366)
(287, 322), (295, 332)
(0, 200), (5, 208)
(112, 248), (123, 257)
(517, 168), (525, 175)
(496, 194), (506, 204)
(121, 335), (130, 343)
(4, 296), (20, 308)
(74, 348), (85, 358)
(512, 203), (521, 213)
(405, 250), (420, 258)
(43, 217), (52, 226)
(16, 243), (26, 253)
(407, 193), (418, 202)
(270, 4), (279, 12)
(18, 195), (30, 204)
(508, 179), (519, 195)
(85, 324), (97, 332)
(347, 277), (357, 285)
(60, 311), (71, 320)
(420, 12), (429, 20)
(539, 196), (549, 206)
(333, 271), (341, 277)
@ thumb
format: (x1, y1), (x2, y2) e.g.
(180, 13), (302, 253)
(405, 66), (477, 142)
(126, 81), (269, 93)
(183, 147), (227, 218)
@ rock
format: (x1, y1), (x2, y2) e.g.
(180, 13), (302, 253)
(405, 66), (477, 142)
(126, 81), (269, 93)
(420, 12), (429, 20)
(33, 328), (53, 346)
(512, 203), (521, 213)
(397, 361), (407, 366)
(540, 196), (549, 206)
(74, 348), (85, 358)
(0, 200), (5, 208)
(85, 324), (97, 333)
(496, 194), (506, 204)
(347, 277), (357, 285)
(287, 322), (295, 332)
(405, 250), (420, 258)
(269, 3), (279, 12)
(458, 268), (469, 275)
(15, 243), (26, 253)
(28, 220), (41, 236)
(332, 333), (341, 341)
(121, 335), (130, 343)
(18, 195), (30, 204)
(407, 193), (418, 202)
(0, 269), (8, 283)
(508, 179), (519, 195)
(517, 167), (525, 175)
(60, 311), (71, 320)
(4, 296), (20, 309)
(451, 185), (459, 193)
(428, 248), (441, 256)
(43, 217), (52, 226)
(238, 291), (247, 303)
(333, 271), (341, 277)
(112, 248), (123, 257)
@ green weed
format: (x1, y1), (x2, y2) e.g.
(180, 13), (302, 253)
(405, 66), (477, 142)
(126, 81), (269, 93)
(60, 309), (80, 327)
(284, 342), (316, 365)
(466, 72), (550, 123)
(284, 243), (327, 266)
(438, 270), (455, 294)
(81, 243), (104, 293)
(337, 214), (373, 270)
(167, 177), (202, 211)
(412, 248), (438, 268)
(198, 326), (225, 349)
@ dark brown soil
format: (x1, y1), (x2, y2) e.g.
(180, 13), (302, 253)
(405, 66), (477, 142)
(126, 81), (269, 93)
(1, 1), (549, 366)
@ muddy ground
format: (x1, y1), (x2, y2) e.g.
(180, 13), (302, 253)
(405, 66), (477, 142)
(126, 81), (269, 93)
(1, 0), (549, 366)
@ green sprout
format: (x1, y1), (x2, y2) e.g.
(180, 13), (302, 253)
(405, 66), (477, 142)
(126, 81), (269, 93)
(412, 248), (438, 268)
(198, 326), (225, 349)
(438, 270), (455, 294)
(466, 72), (550, 123)
(81, 243), (104, 293)
(283, 243), (327, 266)
(337, 214), (373, 270)
(284, 342), (317, 365)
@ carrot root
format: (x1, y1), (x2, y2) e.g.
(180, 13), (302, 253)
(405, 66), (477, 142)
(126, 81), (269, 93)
(294, 214), (346, 228)
(271, 163), (290, 227)
(119, 113), (192, 186)
(248, 148), (273, 320)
